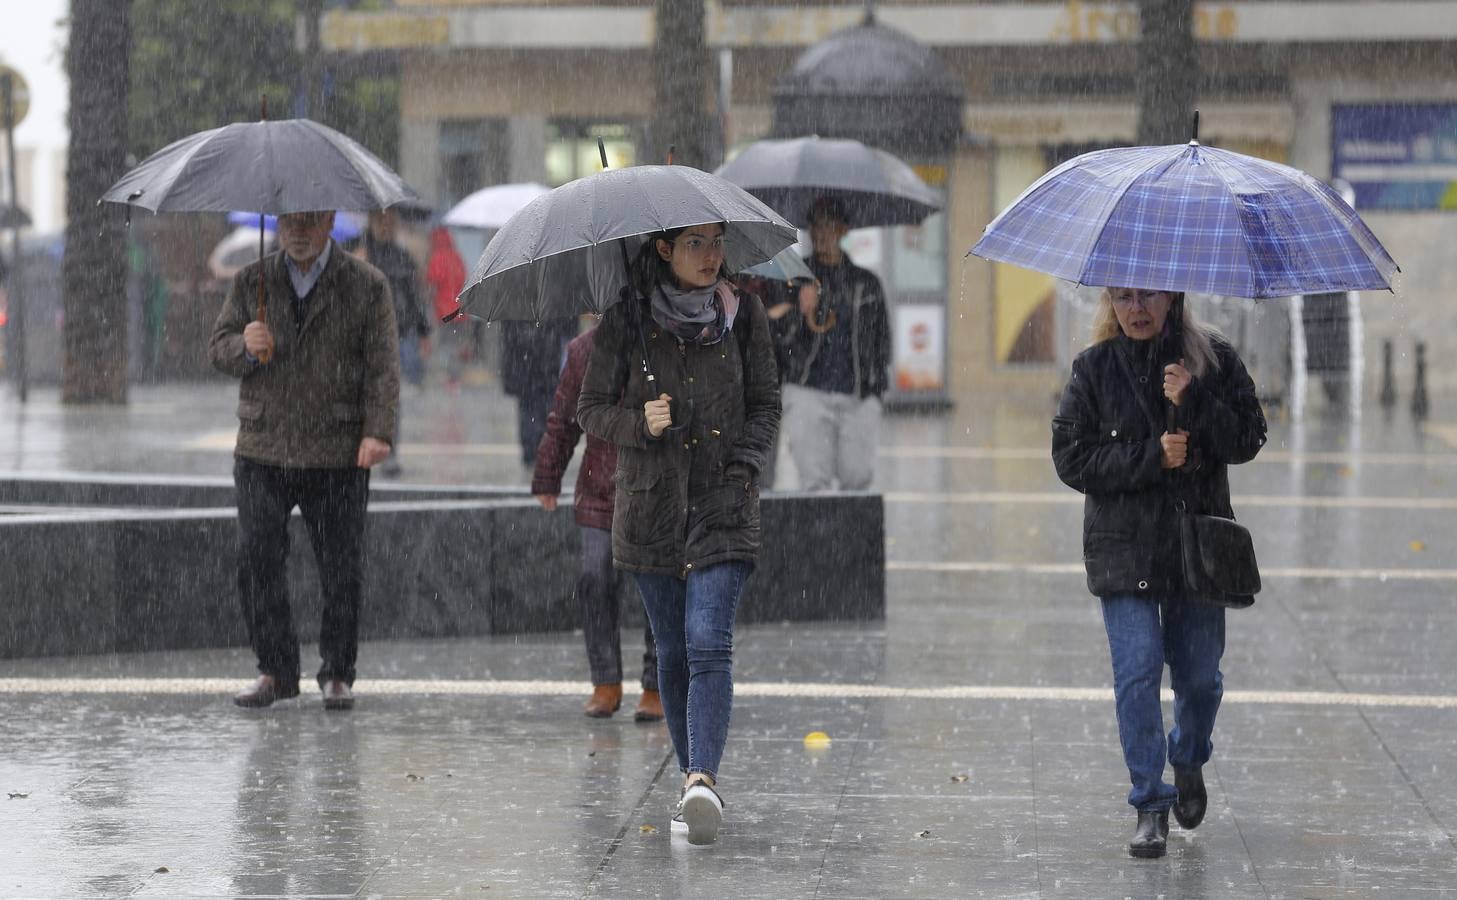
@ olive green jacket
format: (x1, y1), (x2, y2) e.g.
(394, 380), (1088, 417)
(209, 246), (399, 469)
(577, 287), (781, 577)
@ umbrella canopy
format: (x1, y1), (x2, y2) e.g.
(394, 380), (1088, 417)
(1, 204), (31, 229)
(209, 226), (277, 281)
(442, 183), (551, 230)
(226, 210), (361, 242)
(742, 245), (816, 283)
(99, 118), (418, 215)
(714, 136), (942, 228)
(458, 165), (798, 322)
(970, 141), (1399, 299)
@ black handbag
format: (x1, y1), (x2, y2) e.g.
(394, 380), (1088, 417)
(1178, 500), (1260, 608)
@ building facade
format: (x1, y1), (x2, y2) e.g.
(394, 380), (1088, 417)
(324, 0), (1457, 405)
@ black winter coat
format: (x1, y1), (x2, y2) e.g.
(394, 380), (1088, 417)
(773, 257), (891, 398)
(577, 286), (781, 578)
(1052, 334), (1267, 599)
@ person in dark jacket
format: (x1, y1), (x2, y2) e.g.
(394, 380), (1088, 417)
(210, 209), (400, 712)
(1052, 287), (1266, 860)
(578, 221), (781, 846)
(345, 208), (428, 477)
(774, 197), (890, 491)
(532, 325), (661, 722)
(501, 318), (576, 467)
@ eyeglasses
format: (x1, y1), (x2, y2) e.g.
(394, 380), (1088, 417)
(673, 236), (726, 255)
(1110, 290), (1171, 309)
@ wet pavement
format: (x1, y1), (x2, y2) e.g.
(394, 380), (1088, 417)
(3, 376), (1457, 897)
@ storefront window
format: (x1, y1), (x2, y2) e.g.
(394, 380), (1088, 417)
(545, 120), (638, 186)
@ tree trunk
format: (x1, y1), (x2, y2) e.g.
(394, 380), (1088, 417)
(1135, 0), (1197, 146)
(651, 0), (713, 169)
(63, 0), (131, 404)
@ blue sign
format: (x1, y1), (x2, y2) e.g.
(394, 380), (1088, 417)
(1332, 103), (1457, 211)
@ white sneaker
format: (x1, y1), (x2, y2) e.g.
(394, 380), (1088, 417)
(679, 782), (724, 845)
(670, 810), (688, 835)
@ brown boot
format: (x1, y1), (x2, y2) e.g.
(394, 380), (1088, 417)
(584, 683), (623, 718)
(634, 688), (665, 722)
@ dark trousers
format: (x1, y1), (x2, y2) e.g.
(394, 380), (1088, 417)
(579, 526), (657, 689)
(234, 458), (370, 688)
(516, 381), (556, 467)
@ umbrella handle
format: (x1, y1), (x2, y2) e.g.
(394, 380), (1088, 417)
(255, 219), (272, 364)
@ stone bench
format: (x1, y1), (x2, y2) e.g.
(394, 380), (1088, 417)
(0, 475), (884, 659)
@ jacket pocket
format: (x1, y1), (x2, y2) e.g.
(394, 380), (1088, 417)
(331, 403), (363, 423)
(1099, 419), (1143, 443)
(705, 472), (759, 533)
(615, 467), (671, 546)
(237, 399), (264, 430)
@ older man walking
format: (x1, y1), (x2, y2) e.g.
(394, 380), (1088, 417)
(209, 209), (400, 711)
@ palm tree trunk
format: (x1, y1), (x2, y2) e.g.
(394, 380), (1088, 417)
(1136, 0), (1197, 146)
(63, 0), (131, 403)
(652, 0), (712, 168)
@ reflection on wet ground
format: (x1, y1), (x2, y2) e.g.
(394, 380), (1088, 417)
(2, 382), (1456, 897)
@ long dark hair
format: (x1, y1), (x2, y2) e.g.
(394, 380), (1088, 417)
(629, 224), (733, 299)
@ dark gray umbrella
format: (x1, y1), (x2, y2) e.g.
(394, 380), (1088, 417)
(714, 136), (942, 228)
(0, 204), (30, 229)
(458, 164), (797, 322)
(99, 118), (417, 215)
(100, 117), (417, 363)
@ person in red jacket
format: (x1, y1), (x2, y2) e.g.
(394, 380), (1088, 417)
(533, 324), (661, 720)
(424, 226), (470, 391)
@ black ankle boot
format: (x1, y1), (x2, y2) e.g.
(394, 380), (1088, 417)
(1173, 768), (1207, 830)
(1128, 809), (1169, 858)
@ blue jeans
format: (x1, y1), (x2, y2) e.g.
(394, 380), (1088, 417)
(634, 562), (751, 781)
(399, 334), (425, 387)
(1101, 595), (1226, 811)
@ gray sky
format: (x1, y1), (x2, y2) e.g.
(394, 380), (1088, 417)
(1, 0), (69, 151)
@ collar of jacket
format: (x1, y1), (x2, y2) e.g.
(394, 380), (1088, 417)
(266, 243), (344, 335)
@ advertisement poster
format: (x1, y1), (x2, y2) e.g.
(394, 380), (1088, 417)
(894, 304), (945, 392)
(1333, 103), (1457, 210)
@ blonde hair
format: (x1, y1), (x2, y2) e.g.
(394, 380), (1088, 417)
(1090, 289), (1223, 378)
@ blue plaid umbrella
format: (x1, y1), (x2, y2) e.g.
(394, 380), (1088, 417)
(970, 142), (1398, 299)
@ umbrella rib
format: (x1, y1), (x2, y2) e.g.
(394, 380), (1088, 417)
(115, 128), (220, 213)
(1074, 147), (1184, 288)
(307, 122), (380, 213)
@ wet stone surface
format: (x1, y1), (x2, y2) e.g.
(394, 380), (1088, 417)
(2, 382), (1457, 897)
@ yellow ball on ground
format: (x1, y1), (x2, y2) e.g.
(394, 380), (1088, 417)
(803, 731), (831, 748)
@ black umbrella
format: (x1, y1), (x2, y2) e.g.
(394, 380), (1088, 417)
(100, 114), (418, 361)
(714, 135), (942, 228)
(0, 204), (30, 229)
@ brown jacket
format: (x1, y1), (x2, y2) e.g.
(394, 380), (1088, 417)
(577, 286), (781, 577)
(209, 246), (400, 469)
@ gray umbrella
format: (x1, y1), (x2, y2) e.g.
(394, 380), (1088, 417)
(99, 118), (417, 215)
(100, 117), (417, 364)
(742, 245), (816, 283)
(458, 164), (798, 322)
(1, 204), (31, 229)
(714, 136), (942, 228)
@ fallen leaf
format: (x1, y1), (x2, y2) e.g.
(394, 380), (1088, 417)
(640, 824), (657, 834)
(916, 829), (932, 838)
(1410, 540), (1427, 553)
(154, 867), (169, 874)
(7, 792), (29, 799)
(950, 774), (969, 783)
(405, 773), (422, 782)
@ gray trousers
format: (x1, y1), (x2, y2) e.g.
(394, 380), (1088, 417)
(579, 526), (657, 689)
(781, 383), (881, 491)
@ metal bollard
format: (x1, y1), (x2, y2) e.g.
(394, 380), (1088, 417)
(1379, 339), (1396, 408)
(1411, 342), (1429, 419)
